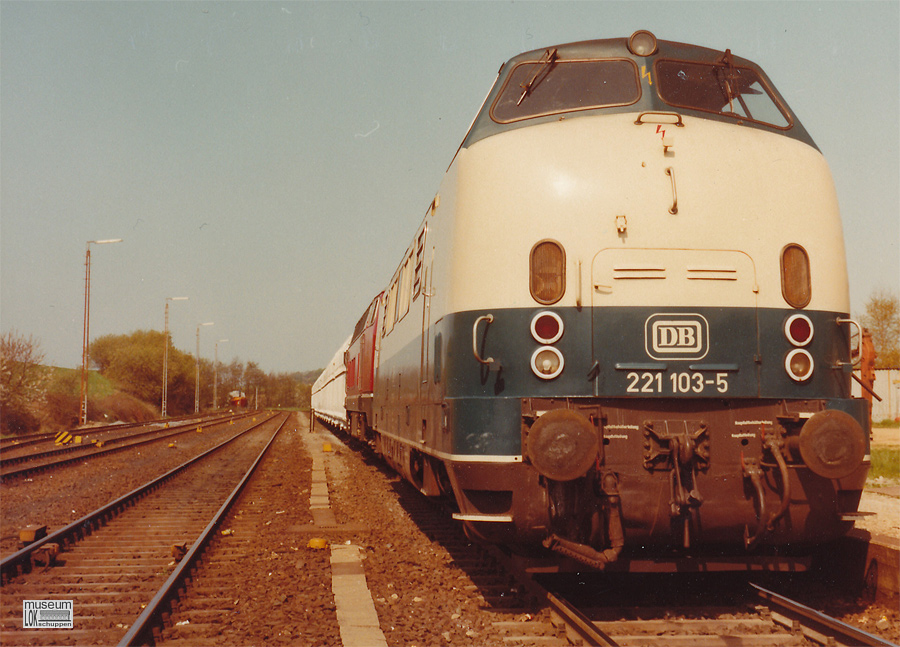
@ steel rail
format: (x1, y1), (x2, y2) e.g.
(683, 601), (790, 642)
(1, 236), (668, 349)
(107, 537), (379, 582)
(0, 411), (279, 583)
(0, 411), (257, 480)
(118, 412), (290, 646)
(0, 431), (55, 448)
(752, 582), (898, 647)
(0, 412), (213, 450)
(0, 411), (248, 470)
(482, 542), (618, 646)
(546, 590), (619, 646)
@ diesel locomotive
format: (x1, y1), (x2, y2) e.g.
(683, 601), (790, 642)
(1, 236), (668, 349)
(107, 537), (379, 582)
(312, 31), (869, 570)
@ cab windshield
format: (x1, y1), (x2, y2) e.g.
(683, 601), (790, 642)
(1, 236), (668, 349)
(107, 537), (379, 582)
(656, 59), (790, 128)
(491, 58), (640, 123)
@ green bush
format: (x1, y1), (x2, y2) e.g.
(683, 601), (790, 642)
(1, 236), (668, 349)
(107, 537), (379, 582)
(869, 447), (900, 482)
(1, 407), (41, 435)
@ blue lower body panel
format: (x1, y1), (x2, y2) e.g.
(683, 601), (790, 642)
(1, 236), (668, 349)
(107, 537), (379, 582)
(374, 305), (867, 564)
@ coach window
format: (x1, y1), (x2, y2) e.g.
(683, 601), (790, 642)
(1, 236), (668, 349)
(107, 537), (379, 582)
(383, 281), (398, 336)
(398, 253), (414, 321)
(413, 227), (427, 298)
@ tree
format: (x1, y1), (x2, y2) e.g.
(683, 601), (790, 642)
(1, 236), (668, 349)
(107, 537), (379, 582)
(220, 359), (245, 397)
(92, 330), (165, 403)
(861, 290), (900, 368)
(0, 330), (48, 434)
(244, 361), (267, 408)
(91, 330), (196, 414)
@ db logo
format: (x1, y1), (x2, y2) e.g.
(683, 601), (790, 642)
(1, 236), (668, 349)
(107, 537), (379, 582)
(645, 314), (709, 360)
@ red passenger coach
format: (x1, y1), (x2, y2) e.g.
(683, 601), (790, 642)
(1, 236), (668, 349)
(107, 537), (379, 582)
(344, 293), (383, 440)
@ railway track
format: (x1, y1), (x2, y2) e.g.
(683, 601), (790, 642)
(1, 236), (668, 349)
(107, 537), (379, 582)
(0, 412), (255, 481)
(0, 413), (204, 455)
(148, 416), (342, 646)
(532, 579), (899, 646)
(0, 411), (287, 646)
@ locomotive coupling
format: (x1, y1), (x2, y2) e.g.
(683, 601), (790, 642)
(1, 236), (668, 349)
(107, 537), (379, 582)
(542, 472), (625, 570)
(642, 420), (710, 524)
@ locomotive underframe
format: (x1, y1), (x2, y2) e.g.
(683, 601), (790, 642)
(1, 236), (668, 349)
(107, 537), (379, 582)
(441, 396), (867, 569)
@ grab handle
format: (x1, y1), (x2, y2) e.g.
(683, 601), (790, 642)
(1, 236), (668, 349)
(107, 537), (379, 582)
(666, 167), (678, 215)
(472, 314), (495, 365)
(634, 111), (684, 127)
(836, 317), (863, 367)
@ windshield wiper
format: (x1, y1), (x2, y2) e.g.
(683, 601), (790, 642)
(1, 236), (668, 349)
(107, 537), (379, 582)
(517, 48), (559, 106)
(714, 49), (763, 118)
(716, 49), (738, 113)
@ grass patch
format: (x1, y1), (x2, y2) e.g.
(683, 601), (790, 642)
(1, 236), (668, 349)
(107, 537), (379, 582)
(47, 366), (116, 398)
(873, 418), (900, 428)
(868, 447), (900, 484)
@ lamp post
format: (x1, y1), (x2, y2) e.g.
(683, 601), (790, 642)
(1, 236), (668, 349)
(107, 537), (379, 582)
(80, 238), (123, 426)
(194, 322), (214, 413)
(214, 339), (228, 410)
(161, 297), (188, 418)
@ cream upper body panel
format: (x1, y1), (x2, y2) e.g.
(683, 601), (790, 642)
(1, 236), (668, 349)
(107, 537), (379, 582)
(435, 112), (847, 315)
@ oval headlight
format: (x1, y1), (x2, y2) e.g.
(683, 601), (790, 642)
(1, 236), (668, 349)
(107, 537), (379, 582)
(530, 240), (566, 305)
(781, 244), (811, 308)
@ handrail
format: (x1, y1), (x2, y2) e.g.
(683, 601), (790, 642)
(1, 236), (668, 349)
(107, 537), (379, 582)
(836, 317), (863, 367)
(666, 167), (678, 214)
(634, 111), (684, 127)
(472, 314), (495, 365)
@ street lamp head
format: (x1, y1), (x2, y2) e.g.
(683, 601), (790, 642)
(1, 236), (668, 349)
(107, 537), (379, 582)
(167, 296), (189, 302)
(88, 238), (123, 246)
(199, 322), (214, 327)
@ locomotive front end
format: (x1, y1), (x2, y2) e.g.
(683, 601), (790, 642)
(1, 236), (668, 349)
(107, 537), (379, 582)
(434, 32), (870, 569)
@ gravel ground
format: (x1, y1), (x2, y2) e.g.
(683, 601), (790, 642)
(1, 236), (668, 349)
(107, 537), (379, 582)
(858, 426), (900, 539)
(309, 415), (545, 646)
(158, 416), (341, 647)
(856, 490), (900, 538)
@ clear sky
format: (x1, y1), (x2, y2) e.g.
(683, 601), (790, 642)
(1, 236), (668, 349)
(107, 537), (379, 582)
(2, 1), (898, 374)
